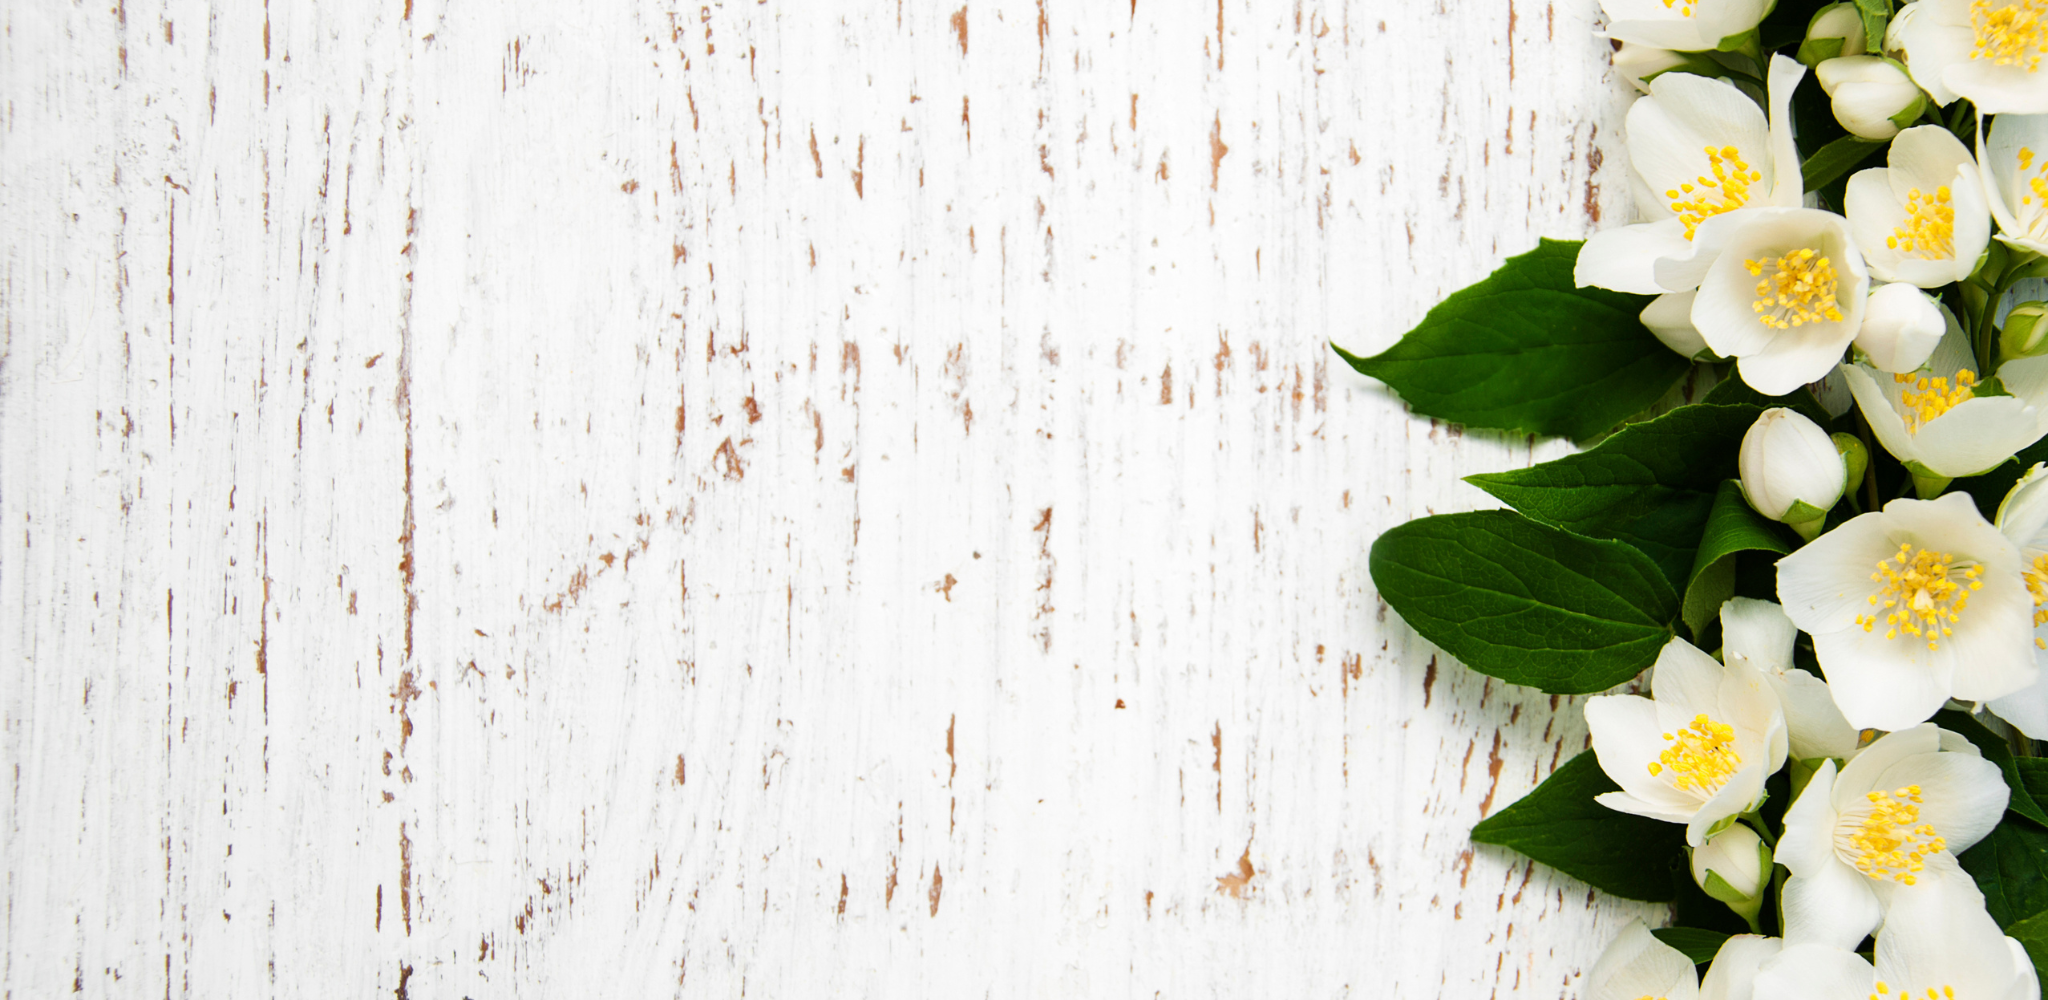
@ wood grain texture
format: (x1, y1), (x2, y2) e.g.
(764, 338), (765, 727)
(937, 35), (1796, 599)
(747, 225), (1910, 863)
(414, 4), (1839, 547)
(0, 0), (1665, 995)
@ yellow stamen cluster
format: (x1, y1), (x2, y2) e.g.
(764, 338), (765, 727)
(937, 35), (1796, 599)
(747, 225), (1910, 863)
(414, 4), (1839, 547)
(2028, 552), (2048, 648)
(1886, 186), (1956, 259)
(2018, 146), (2048, 208)
(1972, 0), (2048, 72)
(1892, 369), (1979, 431)
(1668, 145), (1759, 239)
(1855, 543), (1985, 651)
(1849, 785), (1946, 885)
(1646, 714), (1742, 794)
(1660, 0), (1698, 15)
(1872, 982), (1959, 999)
(1747, 248), (1844, 330)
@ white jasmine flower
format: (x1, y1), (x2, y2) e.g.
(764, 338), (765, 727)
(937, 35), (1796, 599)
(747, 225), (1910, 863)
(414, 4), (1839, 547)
(1846, 125), (1992, 288)
(1754, 878), (2039, 1000)
(1740, 409), (1848, 535)
(1585, 637), (1788, 846)
(1776, 724), (2007, 948)
(1891, 0), (2048, 114)
(1692, 207), (1871, 395)
(1778, 492), (2038, 730)
(1855, 284), (1948, 373)
(1843, 311), (2048, 478)
(1600, 0), (1774, 53)
(1720, 598), (1863, 761)
(1979, 111), (2048, 254)
(1986, 464), (2048, 736)
(1577, 57), (1807, 296)
(1817, 56), (1927, 139)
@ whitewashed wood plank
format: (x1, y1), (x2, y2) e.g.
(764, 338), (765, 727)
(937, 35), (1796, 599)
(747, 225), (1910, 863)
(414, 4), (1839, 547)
(0, 0), (1669, 995)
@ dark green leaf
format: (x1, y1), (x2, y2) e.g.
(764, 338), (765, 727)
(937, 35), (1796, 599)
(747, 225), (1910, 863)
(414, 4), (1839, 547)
(2017, 758), (2048, 807)
(1651, 927), (1733, 965)
(1683, 481), (1795, 640)
(1467, 403), (1762, 589)
(1700, 372), (1834, 423)
(2003, 909), (2048, 995)
(1333, 239), (1692, 440)
(1471, 750), (1688, 901)
(1935, 709), (2048, 830)
(1370, 511), (1680, 694)
(1961, 817), (2048, 928)
(1802, 134), (1888, 193)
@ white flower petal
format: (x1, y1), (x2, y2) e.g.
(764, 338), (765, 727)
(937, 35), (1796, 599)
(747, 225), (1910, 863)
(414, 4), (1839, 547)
(1890, 1), (1973, 106)
(1844, 363), (1922, 469)
(1643, 291), (1711, 359)
(1777, 506), (1903, 632)
(1875, 876), (2021, 999)
(1587, 695), (1702, 813)
(1579, 219), (1696, 294)
(1771, 668), (1865, 761)
(1781, 758), (1842, 874)
(1813, 625), (1957, 730)
(1836, 723), (1943, 796)
(1700, 935), (1783, 1000)
(1688, 759), (1767, 847)
(1912, 397), (2047, 478)
(1755, 944), (1877, 1000)
(1870, 748), (2009, 854)
(1654, 637), (1730, 717)
(1586, 919), (1703, 1000)
(1782, 861), (1884, 949)
(1723, 597), (1800, 673)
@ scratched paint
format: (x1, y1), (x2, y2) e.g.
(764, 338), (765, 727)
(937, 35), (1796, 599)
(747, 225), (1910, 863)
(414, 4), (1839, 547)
(0, 1), (1656, 996)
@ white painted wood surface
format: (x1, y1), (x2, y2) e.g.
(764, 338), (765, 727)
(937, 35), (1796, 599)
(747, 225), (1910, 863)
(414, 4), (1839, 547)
(1, 1), (1669, 994)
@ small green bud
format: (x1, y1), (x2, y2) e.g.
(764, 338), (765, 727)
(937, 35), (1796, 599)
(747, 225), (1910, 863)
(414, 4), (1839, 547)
(1832, 432), (1869, 495)
(2005, 301), (2048, 359)
(1799, 3), (1866, 66)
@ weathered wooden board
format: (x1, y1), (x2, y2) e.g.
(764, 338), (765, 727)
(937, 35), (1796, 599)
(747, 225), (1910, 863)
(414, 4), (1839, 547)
(0, 0), (1665, 994)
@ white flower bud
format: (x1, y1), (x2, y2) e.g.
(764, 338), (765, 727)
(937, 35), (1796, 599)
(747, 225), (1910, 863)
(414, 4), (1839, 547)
(1640, 291), (1710, 360)
(1691, 822), (1769, 906)
(1740, 408), (1847, 534)
(1998, 463), (2048, 554)
(1614, 43), (1692, 95)
(1816, 55), (1926, 140)
(1856, 283), (1946, 373)
(1799, 3), (1867, 65)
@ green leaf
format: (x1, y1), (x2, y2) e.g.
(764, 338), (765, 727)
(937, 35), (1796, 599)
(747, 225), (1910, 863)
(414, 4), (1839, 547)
(1471, 750), (1688, 901)
(1370, 511), (1680, 694)
(1700, 373), (1834, 425)
(1961, 817), (2048, 928)
(1466, 403), (1764, 590)
(1683, 481), (1795, 640)
(1935, 709), (2048, 830)
(2004, 909), (2048, 995)
(1651, 927), (1733, 965)
(1333, 239), (1692, 440)
(1802, 134), (1889, 193)
(1853, 0), (1891, 53)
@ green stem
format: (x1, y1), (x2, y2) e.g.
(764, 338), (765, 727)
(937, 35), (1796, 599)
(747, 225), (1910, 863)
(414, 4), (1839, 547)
(1743, 813), (1779, 849)
(1857, 411), (1881, 513)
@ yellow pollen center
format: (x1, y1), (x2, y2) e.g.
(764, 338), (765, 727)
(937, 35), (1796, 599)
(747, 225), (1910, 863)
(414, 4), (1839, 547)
(2018, 146), (2048, 210)
(1667, 145), (1760, 239)
(1891, 369), (1979, 431)
(1855, 543), (1985, 651)
(1746, 248), (1843, 330)
(1660, 0), (1698, 15)
(1870, 983), (1959, 1000)
(1847, 784), (1947, 885)
(1886, 186), (1956, 259)
(1645, 713), (1742, 794)
(1973, 0), (2048, 72)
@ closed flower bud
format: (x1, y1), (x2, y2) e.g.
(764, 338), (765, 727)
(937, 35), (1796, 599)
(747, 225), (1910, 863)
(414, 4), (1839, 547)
(1798, 3), (1866, 66)
(1740, 408), (1847, 538)
(2006, 301), (2048, 360)
(1691, 823), (1770, 925)
(1816, 55), (1926, 140)
(1857, 283), (1946, 373)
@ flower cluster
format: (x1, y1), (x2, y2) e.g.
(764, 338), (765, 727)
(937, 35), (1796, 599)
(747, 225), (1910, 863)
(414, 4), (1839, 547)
(1343, 0), (2048, 994)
